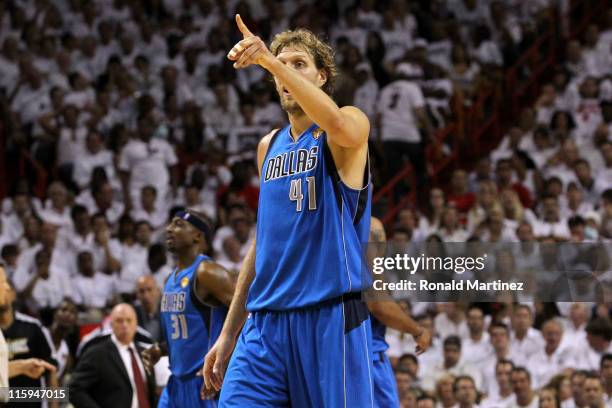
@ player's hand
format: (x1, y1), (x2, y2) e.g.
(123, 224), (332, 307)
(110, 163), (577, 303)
(414, 327), (432, 355)
(20, 358), (56, 379)
(227, 14), (274, 69)
(199, 334), (236, 399)
(142, 344), (162, 375)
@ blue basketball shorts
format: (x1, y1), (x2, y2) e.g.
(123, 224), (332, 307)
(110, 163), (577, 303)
(372, 352), (400, 408)
(219, 295), (374, 407)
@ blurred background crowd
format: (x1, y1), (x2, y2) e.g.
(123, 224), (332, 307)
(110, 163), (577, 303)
(0, 0), (611, 407)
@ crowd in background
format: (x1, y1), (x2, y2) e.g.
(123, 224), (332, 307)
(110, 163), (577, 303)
(0, 0), (611, 407)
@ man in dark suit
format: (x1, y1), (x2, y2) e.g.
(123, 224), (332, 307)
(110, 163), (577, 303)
(69, 303), (156, 408)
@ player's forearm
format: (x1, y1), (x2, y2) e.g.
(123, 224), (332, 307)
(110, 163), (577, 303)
(262, 58), (364, 147)
(220, 240), (256, 339)
(368, 300), (422, 336)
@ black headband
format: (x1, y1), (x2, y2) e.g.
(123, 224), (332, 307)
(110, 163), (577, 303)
(175, 210), (212, 240)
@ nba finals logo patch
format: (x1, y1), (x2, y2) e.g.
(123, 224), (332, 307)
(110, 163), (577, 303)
(312, 128), (324, 140)
(180, 277), (189, 288)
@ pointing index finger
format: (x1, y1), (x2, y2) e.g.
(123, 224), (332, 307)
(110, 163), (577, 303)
(236, 14), (254, 38)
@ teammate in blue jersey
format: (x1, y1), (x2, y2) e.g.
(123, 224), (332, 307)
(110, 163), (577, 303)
(202, 14), (374, 407)
(142, 210), (234, 407)
(367, 217), (431, 407)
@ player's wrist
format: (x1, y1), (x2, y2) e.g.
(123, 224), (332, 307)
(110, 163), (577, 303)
(260, 55), (280, 72)
(219, 329), (237, 342)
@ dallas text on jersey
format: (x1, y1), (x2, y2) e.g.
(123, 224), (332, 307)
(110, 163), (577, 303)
(264, 146), (319, 182)
(161, 292), (186, 312)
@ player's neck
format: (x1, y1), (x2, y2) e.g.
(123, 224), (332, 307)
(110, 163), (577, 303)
(288, 114), (314, 142)
(175, 247), (200, 270)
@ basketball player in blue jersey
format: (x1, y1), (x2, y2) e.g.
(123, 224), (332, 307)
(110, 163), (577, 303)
(201, 14), (374, 407)
(367, 217), (431, 407)
(142, 210), (235, 407)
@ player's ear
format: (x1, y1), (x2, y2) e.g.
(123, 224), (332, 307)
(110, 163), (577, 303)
(317, 69), (327, 89)
(192, 230), (201, 245)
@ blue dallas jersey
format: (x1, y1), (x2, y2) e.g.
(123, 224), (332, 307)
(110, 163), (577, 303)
(161, 254), (227, 376)
(247, 124), (372, 311)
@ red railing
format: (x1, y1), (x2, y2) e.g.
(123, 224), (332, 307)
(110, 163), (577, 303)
(18, 150), (48, 199)
(374, 84), (502, 226)
(374, 0), (608, 228)
(505, 31), (556, 120)
(373, 162), (416, 225)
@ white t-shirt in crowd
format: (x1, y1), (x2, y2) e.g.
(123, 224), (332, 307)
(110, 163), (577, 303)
(509, 328), (545, 367)
(11, 84), (50, 125)
(57, 126), (88, 166)
(118, 137), (178, 205)
(118, 243), (148, 295)
(73, 272), (117, 308)
(37, 204), (72, 229)
(532, 219), (570, 239)
(526, 344), (573, 389)
(378, 79), (425, 143)
(73, 149), (117, 189)
(434, 313), (470, 341)
(462, 332), (493, 367)
(30, 265), (74, 309)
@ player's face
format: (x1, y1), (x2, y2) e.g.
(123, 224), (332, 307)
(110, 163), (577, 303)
(274, 46), (327, 115)
(166, 217), (198, 253)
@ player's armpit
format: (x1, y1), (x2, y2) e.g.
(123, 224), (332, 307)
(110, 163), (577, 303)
(325, 106), (370, 149)
(196, 262), (236, 306)
(257, 129), (277, 177)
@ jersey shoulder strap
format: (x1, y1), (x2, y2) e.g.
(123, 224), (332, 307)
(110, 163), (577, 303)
(261, 127), (283, 162)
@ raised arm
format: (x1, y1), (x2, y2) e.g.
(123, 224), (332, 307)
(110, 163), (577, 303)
(228, 14), (369, 149)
